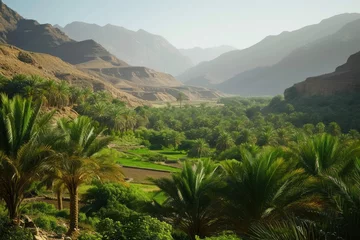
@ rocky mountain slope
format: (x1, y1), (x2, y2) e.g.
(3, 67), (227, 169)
(57, 22), (193, 76)
(0, 0), (22, 42)
(217, 18), (360, 96)
(178, 13), (360, 85)
(179, 45), (236, 65)
(285, 50), (360, 98)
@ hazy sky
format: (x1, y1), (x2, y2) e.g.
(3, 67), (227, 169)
(4, 0), (360, 49)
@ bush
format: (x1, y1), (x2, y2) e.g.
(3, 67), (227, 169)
(147, 154), (168, 162)
(96, 216), (173, 240)
(196, 232), (240, 240)
(82, 183), (150, 215)
(178, 140), (195, 151)
(55, 209), (70, 218)
(0, 216), (32, 240)
(53, 225), (67, 235)
(149, 144), (164, 150)
(78, 232), (103, 240)
(21, 202), (57, 215)
(34, 215), (58, 231)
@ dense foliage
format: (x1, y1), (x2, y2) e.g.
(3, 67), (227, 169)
(1, 75), (360, 239)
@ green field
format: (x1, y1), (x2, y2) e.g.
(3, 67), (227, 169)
(117, 158), (180, 172)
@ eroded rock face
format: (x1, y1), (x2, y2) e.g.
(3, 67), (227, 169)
(285, 51), (360, 99)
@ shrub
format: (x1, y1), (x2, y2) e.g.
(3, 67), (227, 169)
(21, 202), (57, 215)
(34, 215), (58, 231)
(78, 232), (103, 240)
(55, 209), (70, 218)
(147, 154), (168, 162)
(82, 183), (150, 215)
(53, 225), (67, 235)
(0, 216), (32, 240)
(96, 216), (173, 240)
(149, 144), (164, 150)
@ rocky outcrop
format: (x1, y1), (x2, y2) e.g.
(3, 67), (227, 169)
(285, 51), (360, 98)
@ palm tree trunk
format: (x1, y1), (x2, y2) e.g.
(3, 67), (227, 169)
(56, 189), (63, 210)
(5, 185), (21, 225)
(67, 185), (79, 236)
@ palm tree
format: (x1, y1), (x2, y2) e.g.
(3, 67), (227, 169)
(0, 94), (54, 222)
(293, 134), (360, 178)
(221, 147), (318, 235)
(53, 116), (123, 236)
(216, 132), (235, 152)
(188, 139), (211, 158)
(152, 160), (225, 239)
(177, 92), (186, 108)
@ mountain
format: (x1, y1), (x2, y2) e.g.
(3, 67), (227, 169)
(178, 13), (360, 85)
(0, 2), (224, 103)
(58, 22), (193, 76)
(0, 0), (22, 42)
(285, 50), (360, 98)
(0, 44), (146, 106)
(179, 45), (236, 65)
(217, 18), (360, 96)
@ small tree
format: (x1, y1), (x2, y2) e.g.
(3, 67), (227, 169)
(176, 92), (186, 108)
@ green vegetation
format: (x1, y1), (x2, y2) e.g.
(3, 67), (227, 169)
(117, 158), (179, 172)
(1, 74), (360, 239)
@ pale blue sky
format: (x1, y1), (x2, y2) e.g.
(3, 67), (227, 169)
(4, 0), (360, 49)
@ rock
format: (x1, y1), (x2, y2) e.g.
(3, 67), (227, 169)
(285, 50), (360, 98)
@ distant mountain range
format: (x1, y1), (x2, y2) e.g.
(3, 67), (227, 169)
(179, 45), (236, 65)
(56, 22), (193, 76)
(217, 18), (360, 96)
(178, 13), (360, 87)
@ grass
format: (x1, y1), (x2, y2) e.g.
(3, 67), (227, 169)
(130, 183), (160, 192)
(131, 183), (167, 204)
(153, 150), (187, 160)
(117, 158), (180, 172)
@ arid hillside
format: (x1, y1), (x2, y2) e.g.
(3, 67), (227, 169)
(0, 44), (147, 106)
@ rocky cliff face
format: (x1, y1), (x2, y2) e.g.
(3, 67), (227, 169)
(285, 51), (360, 98)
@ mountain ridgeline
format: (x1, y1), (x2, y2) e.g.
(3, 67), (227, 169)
(179, 45), (236, 65)
(178, 13), (360, 88)
(57, 22), (193, 76)
(217, 18), (360, 96)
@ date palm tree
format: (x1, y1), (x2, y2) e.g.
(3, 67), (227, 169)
(293, 134), (360, 178)
(152, 160), (225, 239)
(221, 147), (319, 235)
(0, 94), (54, 222)
(53, 116), (123, 236)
